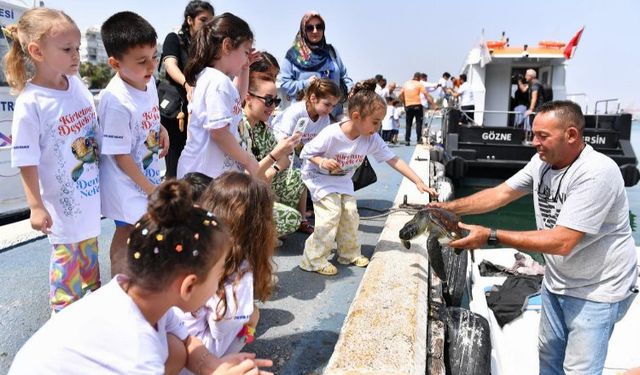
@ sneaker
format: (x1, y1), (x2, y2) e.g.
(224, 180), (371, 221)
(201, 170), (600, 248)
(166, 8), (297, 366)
(297, 220), (314, 234)
(405, 142), (410, 146)
(337, 255), (370, 267)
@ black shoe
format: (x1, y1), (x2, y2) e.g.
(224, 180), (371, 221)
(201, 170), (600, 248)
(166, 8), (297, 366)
(405, 142), (410, 146)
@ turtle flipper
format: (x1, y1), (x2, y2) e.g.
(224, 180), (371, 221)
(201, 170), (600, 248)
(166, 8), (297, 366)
(427, 231), (447, 280)
(71, 162), (84, 182)
(402, 240), (412, 249)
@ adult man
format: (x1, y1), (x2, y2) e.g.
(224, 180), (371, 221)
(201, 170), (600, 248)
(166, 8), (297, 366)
(525, 68), (546, 118)
(449, 73), (474, 124)
(399, 72), (429, 145)
(434, 101), (638, 374)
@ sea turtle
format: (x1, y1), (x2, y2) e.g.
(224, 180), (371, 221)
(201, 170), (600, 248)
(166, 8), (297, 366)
(399, 207), (469, 251)
(399, 207), (470, 306)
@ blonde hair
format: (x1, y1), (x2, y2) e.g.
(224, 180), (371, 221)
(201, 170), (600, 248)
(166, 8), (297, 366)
(3, 8), (76, 93)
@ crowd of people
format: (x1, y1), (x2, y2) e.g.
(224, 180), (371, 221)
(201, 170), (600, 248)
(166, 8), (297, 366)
(5, 2), (435, 374)
(4, 2), (637, 374)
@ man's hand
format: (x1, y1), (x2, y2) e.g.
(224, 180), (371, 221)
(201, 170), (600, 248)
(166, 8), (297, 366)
(448, 222), (490, 249)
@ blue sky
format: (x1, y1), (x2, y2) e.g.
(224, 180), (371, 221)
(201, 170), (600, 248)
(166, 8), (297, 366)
(45, 0), (640, 111)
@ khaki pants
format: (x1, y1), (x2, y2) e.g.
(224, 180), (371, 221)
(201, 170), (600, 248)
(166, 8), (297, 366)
(300, 193), (360, 271)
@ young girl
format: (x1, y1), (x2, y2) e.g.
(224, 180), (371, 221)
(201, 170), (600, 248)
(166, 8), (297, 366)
(299, 79), (437, 275)
(5, 9), (102, 312)
(176, 13), (295, 181)
(272, 78), (340, 233)
(9, 180), (272, 374)
(381, 97), (401, 143)
(179, 172), (276, 357)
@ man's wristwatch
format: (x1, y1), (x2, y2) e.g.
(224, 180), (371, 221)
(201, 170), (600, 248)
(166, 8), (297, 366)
(487, 228), (499, 246)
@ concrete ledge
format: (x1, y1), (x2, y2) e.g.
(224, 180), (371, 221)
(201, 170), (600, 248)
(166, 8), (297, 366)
(325, 146), (433, 374)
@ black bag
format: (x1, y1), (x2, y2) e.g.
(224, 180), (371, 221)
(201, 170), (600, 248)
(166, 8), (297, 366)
(352, 156), (377, 191)
(157, 80), (183, 119)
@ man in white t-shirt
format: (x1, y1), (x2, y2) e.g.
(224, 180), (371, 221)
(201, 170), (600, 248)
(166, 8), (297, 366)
(98, 12), (168, 276)
(450, 73), (474, 124)
(432, 101), (638, 374)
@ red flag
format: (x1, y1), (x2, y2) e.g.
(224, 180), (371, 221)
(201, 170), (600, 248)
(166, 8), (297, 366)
(563, 27), (585, 59)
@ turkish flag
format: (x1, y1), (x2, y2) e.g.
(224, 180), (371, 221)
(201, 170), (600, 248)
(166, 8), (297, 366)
(564, 27), (585, 59)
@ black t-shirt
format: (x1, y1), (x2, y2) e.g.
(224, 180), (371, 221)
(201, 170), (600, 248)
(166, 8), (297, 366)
(529, 80), (545, 110)
(513, 86), (529, 108)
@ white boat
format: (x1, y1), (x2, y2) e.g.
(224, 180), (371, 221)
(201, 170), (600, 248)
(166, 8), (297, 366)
(440, 32), (640, 187)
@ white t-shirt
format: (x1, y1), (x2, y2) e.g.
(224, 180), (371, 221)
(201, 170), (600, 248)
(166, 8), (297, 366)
(98, 75), (162, 224)
(457, 82), (474, 106)
(506, 145), (637, 303)
(300, 122), (396, 201)
(9, 275), (188, 375)
(177, 67), (244, 179)
(381, 105), (400, 131)
(272, 101), (331, 145)
(11, 75), (101, 244)
(178, 261), (253, 357)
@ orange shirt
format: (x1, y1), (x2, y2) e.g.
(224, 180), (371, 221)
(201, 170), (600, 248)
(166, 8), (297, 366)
(402, 80), (427, 106)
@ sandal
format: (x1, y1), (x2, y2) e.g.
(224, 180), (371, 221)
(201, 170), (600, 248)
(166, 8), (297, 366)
(338, 255), (370, 267)
(297, 220), (314, 234)
(316, 263), (338, 276)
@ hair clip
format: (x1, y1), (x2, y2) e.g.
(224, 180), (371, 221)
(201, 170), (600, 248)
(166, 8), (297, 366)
(135, 222), (141, 228)
(203, 220), (210, 226)
(206, 212), (214, 218)
(133, 251), (141, 259)
(153, 247), (159, 254)
(194, 204), (200, 208)
(176, 244), (183, 253)
(194, 233), (200, 240)
(141, 228), (149, 236)
(156, 233), (164, 242)
(126, 238), (130, 245)
(192, 249), (199, 257)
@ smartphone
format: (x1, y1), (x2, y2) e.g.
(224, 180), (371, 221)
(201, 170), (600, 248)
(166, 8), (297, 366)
(293, 118), (309, 135)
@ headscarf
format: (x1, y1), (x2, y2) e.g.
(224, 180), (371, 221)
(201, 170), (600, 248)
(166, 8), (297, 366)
(284, 12), (332, 72)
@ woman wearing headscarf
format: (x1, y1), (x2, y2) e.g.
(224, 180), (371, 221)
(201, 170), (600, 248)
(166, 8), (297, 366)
(280, 11), (352, 119)
(159, 1), (214, 178)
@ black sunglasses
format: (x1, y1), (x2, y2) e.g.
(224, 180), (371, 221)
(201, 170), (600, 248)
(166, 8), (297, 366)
(248, 92), (281, 107)
(305, 23), (325, 33)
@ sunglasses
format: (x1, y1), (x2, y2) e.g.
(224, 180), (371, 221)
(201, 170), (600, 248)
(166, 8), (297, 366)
(305, 23), (325, 33)
(249, 92), (281, 107)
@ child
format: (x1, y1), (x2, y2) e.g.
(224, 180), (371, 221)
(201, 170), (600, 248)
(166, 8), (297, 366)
(272, 78), (340, 233)
(5, 8), (102, 312)
(98, 11), (169, 276)
(9, 180), (272, 374)
(177, 13), (294, 181)
(381, 96), (400, 143)
(299, 79), (437, 275)
(177, 172), (276, 357)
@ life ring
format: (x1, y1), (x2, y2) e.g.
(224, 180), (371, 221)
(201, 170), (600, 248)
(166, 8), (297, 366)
(486, 40), (507, 49)
(538, 40), (566, 49)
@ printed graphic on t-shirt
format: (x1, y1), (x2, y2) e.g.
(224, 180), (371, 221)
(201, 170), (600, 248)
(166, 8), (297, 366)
(55, 106), (100, 217)
(537, 183), (565, 229)
(139, 105), (162, 185)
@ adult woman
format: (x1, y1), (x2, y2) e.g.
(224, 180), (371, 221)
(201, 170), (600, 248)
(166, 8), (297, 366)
(280, 12), (352, 119)
(160, 1), (214, 178)
(241, 63), (305, 237)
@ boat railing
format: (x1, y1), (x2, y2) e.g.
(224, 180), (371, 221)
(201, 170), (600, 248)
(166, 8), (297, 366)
(567, 93), (589, 114)
(594, 98), (621, 129)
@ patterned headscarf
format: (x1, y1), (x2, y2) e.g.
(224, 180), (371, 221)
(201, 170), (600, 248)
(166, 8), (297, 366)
(284, 12), (332, 72)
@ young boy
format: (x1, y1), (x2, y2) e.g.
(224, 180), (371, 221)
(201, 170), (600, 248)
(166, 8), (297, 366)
(98, 11), (168, 275)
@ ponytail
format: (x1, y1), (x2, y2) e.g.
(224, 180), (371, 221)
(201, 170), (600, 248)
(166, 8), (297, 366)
(3, 25), (29, 93)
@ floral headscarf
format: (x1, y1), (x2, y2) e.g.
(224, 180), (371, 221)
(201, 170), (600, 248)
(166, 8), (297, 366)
(284, 12), (332, 72)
